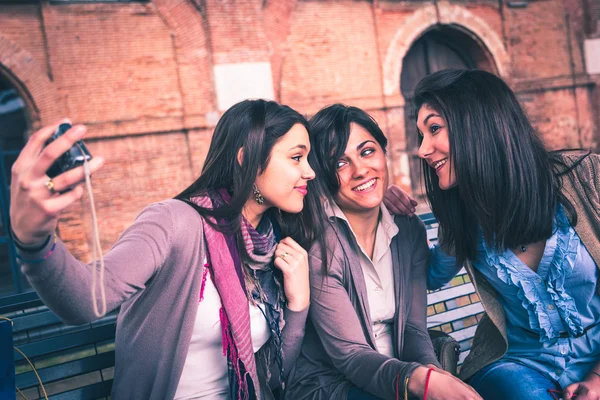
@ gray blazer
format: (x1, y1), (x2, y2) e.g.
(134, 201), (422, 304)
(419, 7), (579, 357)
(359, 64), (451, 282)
(286, 214), (439, 400)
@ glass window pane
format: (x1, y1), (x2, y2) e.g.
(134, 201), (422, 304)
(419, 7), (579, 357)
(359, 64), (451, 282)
(0, 77), (29, 295)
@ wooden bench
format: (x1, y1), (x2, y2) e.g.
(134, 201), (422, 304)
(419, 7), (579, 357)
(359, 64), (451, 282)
(0, 292), (117, 400)
(420, 213), (484, 366)
(2, 213), (480, 398)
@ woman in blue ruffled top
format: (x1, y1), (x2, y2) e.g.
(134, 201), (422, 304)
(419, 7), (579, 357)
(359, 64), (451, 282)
(385, 69), (600, 400)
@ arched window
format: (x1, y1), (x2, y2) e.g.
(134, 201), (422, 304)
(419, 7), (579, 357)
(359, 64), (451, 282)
(0, 75), (30, 295)
(401, 26), (497, 200)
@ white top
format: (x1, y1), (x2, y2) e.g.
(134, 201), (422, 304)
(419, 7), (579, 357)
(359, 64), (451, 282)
(329, 202), (399, 357)
(174, 267), (271, 399)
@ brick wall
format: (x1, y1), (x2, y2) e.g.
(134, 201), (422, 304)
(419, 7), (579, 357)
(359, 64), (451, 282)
(280, 1), (384, 114)
(0, 0), (597, 258)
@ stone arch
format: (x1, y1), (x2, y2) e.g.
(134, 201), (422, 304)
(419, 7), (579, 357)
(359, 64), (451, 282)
(383, 3), (509, 98)
(0, 34), (60, 129)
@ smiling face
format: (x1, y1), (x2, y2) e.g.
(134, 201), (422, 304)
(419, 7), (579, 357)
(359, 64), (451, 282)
(333, 123), (389, 216)
(253, 123), (316, 214)
(416, 104), (456, 190)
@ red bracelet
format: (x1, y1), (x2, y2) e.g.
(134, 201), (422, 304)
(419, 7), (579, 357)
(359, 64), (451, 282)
(423, 368), (434, 400)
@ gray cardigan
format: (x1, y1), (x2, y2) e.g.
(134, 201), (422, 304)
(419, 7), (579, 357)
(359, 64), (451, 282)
(19, 199), (308, 400)
(286, 214), (440, 400)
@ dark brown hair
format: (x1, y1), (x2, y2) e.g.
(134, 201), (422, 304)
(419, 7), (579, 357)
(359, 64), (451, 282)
(176, 99), (326, 257)
(414, 69), (587, 264)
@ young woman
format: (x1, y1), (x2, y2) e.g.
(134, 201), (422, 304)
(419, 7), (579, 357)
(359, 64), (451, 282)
(286, 104), (481, 400)
(386, 69), (600, 400)
(9, 99), (326, 400)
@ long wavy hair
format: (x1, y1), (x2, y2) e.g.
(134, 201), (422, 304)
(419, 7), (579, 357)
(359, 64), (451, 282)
(176, 99), (326, 259)
(414, 69), (587, 265)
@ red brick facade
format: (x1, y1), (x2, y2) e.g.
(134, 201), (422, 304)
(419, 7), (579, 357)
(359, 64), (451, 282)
(0, 0), (598, 259)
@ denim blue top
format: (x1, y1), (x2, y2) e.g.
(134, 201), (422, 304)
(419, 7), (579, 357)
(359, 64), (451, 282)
(428, 206), (600, 386)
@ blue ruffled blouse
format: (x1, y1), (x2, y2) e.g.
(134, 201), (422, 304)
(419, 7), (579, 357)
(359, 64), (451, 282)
(428, 205), (600, 387)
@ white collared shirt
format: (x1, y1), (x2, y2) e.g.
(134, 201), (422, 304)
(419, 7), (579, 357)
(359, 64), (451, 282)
(328, 201), (399, 357)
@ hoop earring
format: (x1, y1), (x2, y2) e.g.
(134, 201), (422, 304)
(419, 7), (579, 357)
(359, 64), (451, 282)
(253, 184), (264, 205)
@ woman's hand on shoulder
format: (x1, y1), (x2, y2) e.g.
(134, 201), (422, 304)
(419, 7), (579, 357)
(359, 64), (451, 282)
(10, 121), (104, 245)
(274, 237), (309, 312)
(383, 185), (418, 216)
(408, 366), (482, 400)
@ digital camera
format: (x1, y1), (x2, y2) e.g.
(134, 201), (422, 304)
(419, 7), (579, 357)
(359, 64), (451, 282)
(45, 123), (93, 179)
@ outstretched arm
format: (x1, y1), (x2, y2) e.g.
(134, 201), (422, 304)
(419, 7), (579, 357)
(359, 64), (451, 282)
(18, 202), (175, 325)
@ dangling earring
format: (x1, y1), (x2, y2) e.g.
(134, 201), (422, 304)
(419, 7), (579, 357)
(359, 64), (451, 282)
(253, 183), (264, 205)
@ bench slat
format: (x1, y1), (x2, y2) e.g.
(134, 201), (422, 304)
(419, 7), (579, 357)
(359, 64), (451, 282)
(14, 323), (116, 361)
(48, 379), (113, 400)
(449, 325), (478, 342)
(458, 350), (470, 364)
(13, 313), (117, 346)
(427, 303), (484, 328)
(0, 291), (40, 308)
(0, 292), (44, 315)
(428, 283), (475, 305)
(419, 212), (437, 226)
(16, 351), (115, 389)
(12, 310), (62, 333)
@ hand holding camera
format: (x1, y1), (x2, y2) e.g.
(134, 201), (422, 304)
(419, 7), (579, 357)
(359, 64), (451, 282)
(45, 122), (93, 180)
(10, 120), (105, 246)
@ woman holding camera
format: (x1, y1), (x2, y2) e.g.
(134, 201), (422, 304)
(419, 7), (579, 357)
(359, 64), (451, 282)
(9, 99), (325, 400)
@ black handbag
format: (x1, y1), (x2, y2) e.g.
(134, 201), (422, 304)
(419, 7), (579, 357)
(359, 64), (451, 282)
(428, 329), (460, 376)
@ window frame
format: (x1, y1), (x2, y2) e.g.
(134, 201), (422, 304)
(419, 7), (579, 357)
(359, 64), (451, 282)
(0, 85), (31, 296)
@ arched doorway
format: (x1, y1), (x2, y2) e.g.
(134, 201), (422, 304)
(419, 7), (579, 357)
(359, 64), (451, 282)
(401, 26), (498, 200)
(0, 74), (31, 295)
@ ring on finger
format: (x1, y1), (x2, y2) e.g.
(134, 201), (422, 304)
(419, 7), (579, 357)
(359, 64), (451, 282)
(45, 179), (56, 194)
(278, 252), (289, 260)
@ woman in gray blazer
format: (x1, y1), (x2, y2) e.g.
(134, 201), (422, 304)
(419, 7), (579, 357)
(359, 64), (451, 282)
(286, 104), (480, 400)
